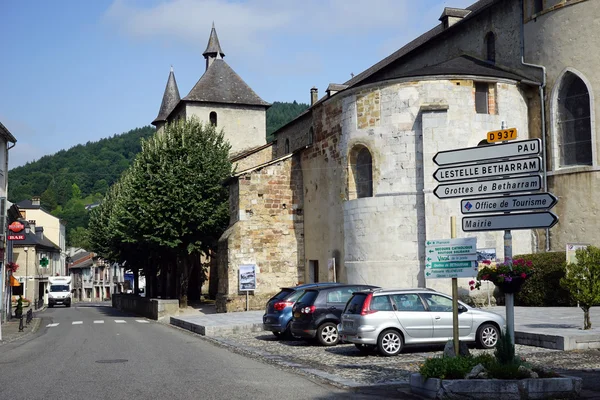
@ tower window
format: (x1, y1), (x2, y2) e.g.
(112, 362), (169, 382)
(533, 0), (544, 14)
(308, 127), (314, 145)
(485, 32), (495, 63)
(348, 145), (373, 200)
(285, 138), (290, 153)
(475, 83), (489, 114)
(209, 111), (217, 126)
(557, 72), (592, 167)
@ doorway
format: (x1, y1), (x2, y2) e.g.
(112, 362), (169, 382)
(308, 260), (319, 283)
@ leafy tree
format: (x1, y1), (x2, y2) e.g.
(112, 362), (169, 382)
(266, 101), (309, 142)
(560, 246), (600, 329)
(68, 226), (90, 249)
(41, 185), (58, 211)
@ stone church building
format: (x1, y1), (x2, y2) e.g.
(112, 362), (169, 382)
(153, 0), (600, 312)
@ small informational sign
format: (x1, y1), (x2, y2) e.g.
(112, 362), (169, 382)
(425, 237), (477, 279)
(487, 127), (518, 143)
(566, 243), (589, 265)
(8, 234), (25, 240)
(239, 264), (257, 291)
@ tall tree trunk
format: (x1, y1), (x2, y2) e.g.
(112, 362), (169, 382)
(179, 255), (189, 308)
(583, 306), (592, 330)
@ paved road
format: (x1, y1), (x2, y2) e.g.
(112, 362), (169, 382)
(0, 304), (389, 400)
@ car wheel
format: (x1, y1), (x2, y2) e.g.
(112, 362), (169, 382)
(354, 343), (375, 355)
(477, 323), (499, 349)
(377, 329), (403, 356)
(317, 322), (339, 346)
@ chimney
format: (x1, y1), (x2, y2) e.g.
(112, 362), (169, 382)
(310, 87), (318, 106)
(35, 226), (44, 240)
(32, 196), (41, 207)
(439, 7), (470, 29)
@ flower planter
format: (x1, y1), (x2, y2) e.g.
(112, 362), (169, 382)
(494, 277), (526, 294)
(410, 373), (582, 399)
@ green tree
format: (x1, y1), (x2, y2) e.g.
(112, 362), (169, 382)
(560, 246), (600, 329)
(41, 185), (58, 211)
(68, 226), (90, 249)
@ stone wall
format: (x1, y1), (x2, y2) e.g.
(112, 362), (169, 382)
(231, 143), (275, 172)
(216, 155), (305, 312)
(112, 294), (179, 320)
(274, 112), (312, 158)
(186, 102), (266, 156)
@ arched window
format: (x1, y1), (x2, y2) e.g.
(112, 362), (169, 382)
(348, 145), (373, 200)
(557, 72), (592, 166)
(485, 32), (495, 63)
(308, 127), (314, 145)
(285, 138), (290, 153)
(209, 111), (217, 126)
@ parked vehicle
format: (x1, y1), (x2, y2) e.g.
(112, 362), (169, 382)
(339, 288), (505, 356)
(290, 284), (379, 346)
(47, 276), (72, 308)
(263, 282), (342, 338)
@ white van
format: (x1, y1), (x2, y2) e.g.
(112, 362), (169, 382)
(47, 276), (72, 308)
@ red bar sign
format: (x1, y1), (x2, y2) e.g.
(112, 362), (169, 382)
(8, 234), (25, 240)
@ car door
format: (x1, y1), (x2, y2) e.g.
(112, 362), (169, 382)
(389, 293), (433, 342)
(419, 293), (472, 339)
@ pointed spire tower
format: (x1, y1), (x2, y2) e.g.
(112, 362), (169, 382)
(152, 66), (181, 130)
(203, 22), (225, 70)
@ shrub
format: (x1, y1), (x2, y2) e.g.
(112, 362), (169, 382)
(420, 354), (495, 380)
(494, 331), (515, 365)
(513, 251), (573, 306)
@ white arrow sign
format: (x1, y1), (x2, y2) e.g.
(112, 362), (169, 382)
(433, 139), (541, 166)
(433, 157), (541, 182)
(434, 175), (541, 199)
(426, 254), (478, 262)
(462, 211), (559, 232)
(426, 244), (477, 256)
(425, 238), (476, 246)
(461, 192), (558, 214)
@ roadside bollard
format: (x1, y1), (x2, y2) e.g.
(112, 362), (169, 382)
(19, 315), (24, 332)
(26, 309), (33, 324)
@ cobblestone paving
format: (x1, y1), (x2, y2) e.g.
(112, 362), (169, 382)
(214, 331), (600, 385)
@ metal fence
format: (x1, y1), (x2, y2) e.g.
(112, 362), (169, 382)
(19, 309), (34, 332)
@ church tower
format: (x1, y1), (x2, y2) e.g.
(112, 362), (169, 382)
(151, 66), (181, 134)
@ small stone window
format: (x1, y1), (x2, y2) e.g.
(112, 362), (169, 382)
(308, 127), (314, 145)
(348, 145), (373, 200)
(557, 71), (592, 167)
(475, 82), (489, 114)
(209, 111), (217, 126)
(485, 32), (495, 64)
(533, 0), (544, 14)
(285, 138), (290, 153)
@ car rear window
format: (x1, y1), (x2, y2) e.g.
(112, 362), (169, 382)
(344, 293), (368, 314)
(284, 290), (306, 302)
(296, 290), (319, 305)
(271, 289), (294, 302)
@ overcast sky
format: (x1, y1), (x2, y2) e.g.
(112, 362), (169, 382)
(1, 0), (472, 169)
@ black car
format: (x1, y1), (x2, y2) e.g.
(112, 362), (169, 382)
(290, 284), (379, 346)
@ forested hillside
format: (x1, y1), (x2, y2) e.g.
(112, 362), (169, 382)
(8, 101), (308, 246)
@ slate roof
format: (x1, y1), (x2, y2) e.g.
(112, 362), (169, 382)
(366, 55), (530, 84)
(152, 68), (181, 125)
(183, 59), (270, 107)
(203, 23), (225, 58)
(14, 230), (60, 251)
(0, 121), (17, 143)
(439, 7), (472, 19)
(343, 0), (499, 88)
(16, 199), (41, 210)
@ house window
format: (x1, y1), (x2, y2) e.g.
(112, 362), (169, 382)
(557, 71), (592, 167)
(533, 0), (544, 14)
(485, 32), (495, 63)
(285, 138), (290, 153)
(475, 82), (489, 114)
(308, 127), (314, 145)
(348, 145), (373, 200)
(209, 111), (217, 126)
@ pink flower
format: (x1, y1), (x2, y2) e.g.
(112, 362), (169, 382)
(521, 273), (527, 279)
(526, 261), (533, 267)
(482, 260), (491, 265)
(469, 280), (475, 285)
(470, 286), (475, 291)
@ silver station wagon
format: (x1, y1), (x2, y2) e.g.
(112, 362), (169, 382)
(339, 288), (505, 356)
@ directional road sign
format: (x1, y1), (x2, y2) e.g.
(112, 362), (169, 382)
(425, 265), (478, 279)
(425, 238), (476, 246)
(426, 244), (477, 257)
(426, 261), (477, 269)
(433, 138), (541, 166)
(462, 211), (559, 232)
(433, 157), (541, 182)
(426, 254), (478, 262)
(461, 192), (558, 214)
(434, 175), (541, 199)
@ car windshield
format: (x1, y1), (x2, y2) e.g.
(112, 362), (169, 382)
(296, 290), (318, 305)
(344, 293), (368, 314)
(50, 285), (69, 292)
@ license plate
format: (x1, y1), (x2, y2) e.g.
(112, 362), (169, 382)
(294, 312), (301, 318)
(343, 321), (354, 329)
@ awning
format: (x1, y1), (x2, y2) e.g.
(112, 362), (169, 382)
(9, 275), (21, 287)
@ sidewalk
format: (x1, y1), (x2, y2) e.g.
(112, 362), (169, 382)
(0, 308), (42, 345)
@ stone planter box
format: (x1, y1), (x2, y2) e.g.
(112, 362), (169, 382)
(410, 372), (582, 399)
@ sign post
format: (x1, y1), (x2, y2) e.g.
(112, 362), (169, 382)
(451, 217), (459, 356)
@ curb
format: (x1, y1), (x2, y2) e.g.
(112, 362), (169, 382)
(0, 317), (42, 346)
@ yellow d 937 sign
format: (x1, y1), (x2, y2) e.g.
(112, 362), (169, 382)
(487, 128), (518, 143)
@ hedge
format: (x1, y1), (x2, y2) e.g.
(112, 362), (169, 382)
(512, 251), (574, 307)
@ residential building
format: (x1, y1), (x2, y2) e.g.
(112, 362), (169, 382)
(68, 249), (125, 301)
(16, 197), (67, 275)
